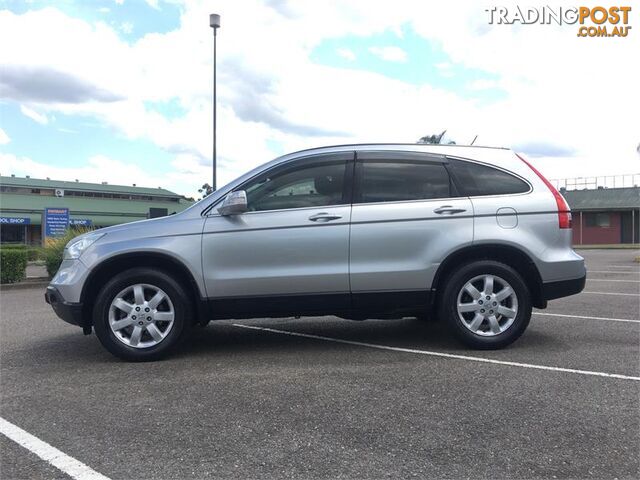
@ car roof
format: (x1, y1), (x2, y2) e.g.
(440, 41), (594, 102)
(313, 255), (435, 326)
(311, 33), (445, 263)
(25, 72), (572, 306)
(282, 143), (509, 158)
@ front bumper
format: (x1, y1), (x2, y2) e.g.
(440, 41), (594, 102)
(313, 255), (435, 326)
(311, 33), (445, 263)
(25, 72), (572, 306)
(45, 286), (86, 327)
(541, 272), (586, 301)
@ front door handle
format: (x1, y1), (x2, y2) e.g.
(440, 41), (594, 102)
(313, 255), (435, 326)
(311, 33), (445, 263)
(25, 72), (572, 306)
(308, 212), (342, 222)
(434, 206), (467, 215)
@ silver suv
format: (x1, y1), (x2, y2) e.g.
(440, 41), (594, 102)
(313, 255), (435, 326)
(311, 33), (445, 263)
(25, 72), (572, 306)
(45, 144), (586, 361)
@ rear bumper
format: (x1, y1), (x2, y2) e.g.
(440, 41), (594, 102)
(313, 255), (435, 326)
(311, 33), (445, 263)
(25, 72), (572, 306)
(541, 272), (586, 301)
(45, 286), (86, 327)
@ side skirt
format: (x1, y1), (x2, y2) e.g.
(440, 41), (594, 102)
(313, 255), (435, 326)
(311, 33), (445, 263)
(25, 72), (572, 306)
(205, 290), (432, 321)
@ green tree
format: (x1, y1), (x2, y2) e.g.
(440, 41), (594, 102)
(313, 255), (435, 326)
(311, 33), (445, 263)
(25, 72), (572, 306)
(417, 130), (447, 144)
(198, 183), (213, 198)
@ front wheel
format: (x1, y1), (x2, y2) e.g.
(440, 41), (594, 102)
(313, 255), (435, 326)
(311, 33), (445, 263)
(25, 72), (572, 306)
(439, 260), (532, 349)
(93, 268), (192, 361)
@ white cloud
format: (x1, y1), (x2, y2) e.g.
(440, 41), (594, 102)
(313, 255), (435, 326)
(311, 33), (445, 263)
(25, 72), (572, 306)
(119, 21), (133, 34)
(144, 0), (159, 9)
(467, 79), (499, 90)
(0, 1), (638, 197)
(434, 61), (454, 78)
(0, 127), (10, 145)
(368, 46), (408, 62)
(336, 48), (356, 61)
(0, 152), (203, 197)
(19, 104), (48, 124)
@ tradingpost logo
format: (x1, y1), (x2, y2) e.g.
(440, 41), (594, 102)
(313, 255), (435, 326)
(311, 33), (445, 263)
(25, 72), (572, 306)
(485, 6), (633, 37)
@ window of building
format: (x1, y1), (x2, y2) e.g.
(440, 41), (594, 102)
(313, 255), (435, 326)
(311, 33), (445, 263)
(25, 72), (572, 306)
(0, 224), (26, 244)
(449, 159), (530, 196)
(585, 212), (611, 228)
(357, 161), (451, 203)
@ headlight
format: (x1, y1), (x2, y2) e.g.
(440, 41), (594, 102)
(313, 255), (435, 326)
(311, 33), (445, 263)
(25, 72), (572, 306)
(63, 232), (105, 260)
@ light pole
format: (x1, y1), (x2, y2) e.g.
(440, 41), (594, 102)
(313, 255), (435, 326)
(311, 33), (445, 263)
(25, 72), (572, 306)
(209, 13), (220, 191)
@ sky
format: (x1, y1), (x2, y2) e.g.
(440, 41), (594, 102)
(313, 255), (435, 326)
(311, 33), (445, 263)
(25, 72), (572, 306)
(0, 0), (638, 199)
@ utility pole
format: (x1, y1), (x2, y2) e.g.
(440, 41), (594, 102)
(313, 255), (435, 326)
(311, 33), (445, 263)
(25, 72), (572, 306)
(209, 13), (221, 190)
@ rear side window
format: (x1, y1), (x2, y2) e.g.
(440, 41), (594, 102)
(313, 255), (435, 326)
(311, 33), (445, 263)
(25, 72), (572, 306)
(449, 159), (530, 196)
(357, 161), (452, 203)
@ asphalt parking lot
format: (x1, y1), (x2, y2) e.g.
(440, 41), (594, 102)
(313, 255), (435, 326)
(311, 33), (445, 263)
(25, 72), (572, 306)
(1, 249), (639, 479)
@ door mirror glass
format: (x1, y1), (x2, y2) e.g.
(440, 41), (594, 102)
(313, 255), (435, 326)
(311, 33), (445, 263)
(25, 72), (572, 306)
(218, 190), (248, 216)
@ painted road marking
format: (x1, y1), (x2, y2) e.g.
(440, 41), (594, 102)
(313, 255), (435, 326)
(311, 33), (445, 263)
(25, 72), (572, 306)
(533, 312), (640, 324)
(233, 324), (640, 381)
(588, 270), (639, 274)
(583, 291), (639, 296)
(588, 278), (640, 283)
(0, 417), (110, 480)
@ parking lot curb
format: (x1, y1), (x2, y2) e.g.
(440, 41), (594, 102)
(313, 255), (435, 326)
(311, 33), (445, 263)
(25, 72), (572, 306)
(0, 280), (49, 291)
(574, 244), (640, 250)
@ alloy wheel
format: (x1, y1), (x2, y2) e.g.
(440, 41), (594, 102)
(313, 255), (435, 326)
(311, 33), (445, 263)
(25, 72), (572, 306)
(456, 274), (518, 336)
(108, 283), (175, 348)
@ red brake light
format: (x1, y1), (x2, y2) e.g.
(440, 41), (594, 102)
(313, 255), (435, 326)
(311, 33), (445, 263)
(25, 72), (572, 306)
(516, 153), (572, 229)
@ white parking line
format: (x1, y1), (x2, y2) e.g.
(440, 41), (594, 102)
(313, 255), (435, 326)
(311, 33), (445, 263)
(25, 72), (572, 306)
(588, 278), (640, 283)
(0, 417), (110, 480)
(588, 270), (639, 275)
(583, 291), (639, 296)
(533, 312), (640, 324)
(233, 324), (640, 381)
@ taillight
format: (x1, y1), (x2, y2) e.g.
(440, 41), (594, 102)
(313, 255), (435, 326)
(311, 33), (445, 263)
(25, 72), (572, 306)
(516, 153), (572, 229)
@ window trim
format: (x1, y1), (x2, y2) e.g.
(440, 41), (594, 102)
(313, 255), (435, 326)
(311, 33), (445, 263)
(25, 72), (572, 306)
(353, 151), (458, 205)
(206, 152), (355, 216)
(446, 156), (533, 199)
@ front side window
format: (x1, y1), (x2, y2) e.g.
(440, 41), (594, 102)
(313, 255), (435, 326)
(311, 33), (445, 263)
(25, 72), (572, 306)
(242, 160), (347, 212)
(449, 159), (530, 196)
(357, 161), (452, 203)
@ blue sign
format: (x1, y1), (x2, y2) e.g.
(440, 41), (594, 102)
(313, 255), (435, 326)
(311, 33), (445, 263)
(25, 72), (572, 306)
(0, 217), (31, 225)
(44, 208), (69, 238)
(70, 219), (92, 226)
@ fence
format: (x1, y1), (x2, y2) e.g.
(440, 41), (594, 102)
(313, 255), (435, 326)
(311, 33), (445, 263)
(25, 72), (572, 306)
(550, 174), (640, 191)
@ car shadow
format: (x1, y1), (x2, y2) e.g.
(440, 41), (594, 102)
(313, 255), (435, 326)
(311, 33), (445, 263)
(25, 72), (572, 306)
(13, 316), (558, 365)
(175, 316), (557, 360)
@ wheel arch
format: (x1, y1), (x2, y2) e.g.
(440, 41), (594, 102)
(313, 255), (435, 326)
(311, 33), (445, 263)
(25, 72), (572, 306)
(431, 244), (546, 309)
(81, 252), (208, 326)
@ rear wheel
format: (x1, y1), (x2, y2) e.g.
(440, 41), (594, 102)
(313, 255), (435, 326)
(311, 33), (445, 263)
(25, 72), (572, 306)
(93, 268), (192, 361)
(439, 260), (531, 349)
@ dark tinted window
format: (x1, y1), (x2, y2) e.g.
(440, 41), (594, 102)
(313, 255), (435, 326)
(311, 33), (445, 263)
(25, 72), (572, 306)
(585, 212), (610, 228)
(243, 161), (346, 211)
(449, 159), (530, 196)
(358, 161), (451, 203)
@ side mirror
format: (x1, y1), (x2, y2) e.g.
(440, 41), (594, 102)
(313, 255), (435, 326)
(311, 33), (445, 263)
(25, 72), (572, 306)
(218, 190), (248, 216)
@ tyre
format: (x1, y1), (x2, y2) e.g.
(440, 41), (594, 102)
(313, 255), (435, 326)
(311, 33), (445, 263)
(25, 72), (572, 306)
(93, 267), (193, 361)
(438, 260), (531, 349)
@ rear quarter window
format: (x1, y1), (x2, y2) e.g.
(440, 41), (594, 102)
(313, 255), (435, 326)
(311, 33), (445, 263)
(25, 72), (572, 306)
(449, 159), (530, 196)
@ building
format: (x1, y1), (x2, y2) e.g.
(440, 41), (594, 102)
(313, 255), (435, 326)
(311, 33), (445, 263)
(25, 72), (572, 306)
(563, 186), (639, 245)
(0, 175), (193, 245)
(3, 173), (636, 247)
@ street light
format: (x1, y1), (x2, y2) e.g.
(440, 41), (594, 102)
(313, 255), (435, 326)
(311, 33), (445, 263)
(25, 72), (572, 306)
(209, 13), (221, 190)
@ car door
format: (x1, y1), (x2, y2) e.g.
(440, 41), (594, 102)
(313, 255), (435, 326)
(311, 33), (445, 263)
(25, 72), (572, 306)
(202, 152), (354, 316)
(349, 151), (473, 310)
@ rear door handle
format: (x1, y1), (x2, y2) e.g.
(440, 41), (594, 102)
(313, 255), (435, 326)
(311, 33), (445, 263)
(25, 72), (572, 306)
(308, 212), (342, 222)
(434, 206), (467, 215)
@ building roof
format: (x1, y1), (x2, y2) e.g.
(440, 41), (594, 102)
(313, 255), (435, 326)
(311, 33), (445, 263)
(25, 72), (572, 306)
(0, 175), (182, 198)
(562, 187), (640, 211)
(0, 176), (193, 226)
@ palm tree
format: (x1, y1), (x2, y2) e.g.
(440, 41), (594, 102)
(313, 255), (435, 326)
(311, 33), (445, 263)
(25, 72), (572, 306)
(417, 130), (447, 144)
